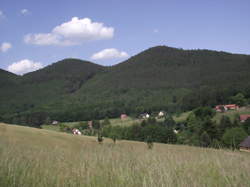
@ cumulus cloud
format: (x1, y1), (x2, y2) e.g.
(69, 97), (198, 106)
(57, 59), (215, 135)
(91, 48), (129, 60)
(0, 42), (12, 52)
(7, 59), (43, 75)
(24, 17), (114, 46)
(21, 9), (30, 15)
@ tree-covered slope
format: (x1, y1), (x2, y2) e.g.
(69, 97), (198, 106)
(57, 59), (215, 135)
(0, 59), (104, 117)
(67, 46), (250, 117)
(81, 46), (250, 90)
(0, 69), (20, 87)
(1, 46), (250, 125)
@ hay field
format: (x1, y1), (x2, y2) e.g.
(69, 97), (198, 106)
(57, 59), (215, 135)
(0, 123), (250, 187)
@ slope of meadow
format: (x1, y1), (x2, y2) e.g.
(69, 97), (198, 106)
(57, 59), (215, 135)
(0, 123), (250, 187)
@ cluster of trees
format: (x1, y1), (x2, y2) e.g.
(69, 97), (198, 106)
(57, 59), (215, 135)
(1, 92), (249, 130)
(102, 117), (177, 144)
(30, 105), (249, 150)
(177, 107), (249, 149)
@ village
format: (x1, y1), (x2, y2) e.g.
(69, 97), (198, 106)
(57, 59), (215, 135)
(45, 103), (250, 152)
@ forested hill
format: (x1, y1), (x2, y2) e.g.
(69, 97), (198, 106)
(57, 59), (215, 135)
(1, 46), (250, 125)
(21, 58), (104, 85)
(0, 69), (20, 87)
(0, 59), (104, 120)
(81, 46), (250, 90)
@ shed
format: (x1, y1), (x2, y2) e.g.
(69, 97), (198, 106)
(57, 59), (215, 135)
(239, 136), (250, 152)
(240, 115), (250, 123)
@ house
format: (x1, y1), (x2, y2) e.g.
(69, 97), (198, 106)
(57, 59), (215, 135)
(52, 120), (59, 125)
(139, 113), (150, 119)
(239, 136), (250, 152)
(173, 129), (178, 134)
(72, 128), (82, 135)
(240, 115), (250, 123)
(158, 111), (165, 118)
(88, 121), (93, 128)
(215, 104), (239, 112)
(224, 104), (239, 110)
(120, 114), (128, 120)
(215, 105), (227, 112)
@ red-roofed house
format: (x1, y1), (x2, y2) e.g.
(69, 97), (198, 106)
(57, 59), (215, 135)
(224, 104), (239, 110)
(240, 115), (250, 123)
(215, 104), (239, 112)
(120, 114), (128, 120)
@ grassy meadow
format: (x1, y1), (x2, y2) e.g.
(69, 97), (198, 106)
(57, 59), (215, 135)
(42, 116), (140, 131)
(0, 123), (250, 187)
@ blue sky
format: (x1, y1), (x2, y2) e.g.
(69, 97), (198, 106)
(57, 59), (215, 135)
(0, 0), (250, 74)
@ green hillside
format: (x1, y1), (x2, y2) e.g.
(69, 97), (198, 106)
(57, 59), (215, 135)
(1, 123), (250, 187)
(0, 46), (250, 126)
(0, 59), (104, 122)
(60, 46), (250, 120)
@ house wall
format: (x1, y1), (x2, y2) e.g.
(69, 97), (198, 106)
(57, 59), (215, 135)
(240, 147), (250, 152)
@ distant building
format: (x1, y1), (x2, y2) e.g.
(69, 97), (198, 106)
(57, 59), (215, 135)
(173, 129), (178, 134)
(139, 113), (150, 119)
(239, 136), (250, 152)
(215, 104), (239, 112)
(225, 104), (239, 110)
(158, 111), (165, 117)
(240, 115), (250, 123)
(72, 128), (82, 135)
(88, 121), (93, 128)
(120, 114), (128, 120)
(52, 120), (59, 125)
(215, 105), (227, 112)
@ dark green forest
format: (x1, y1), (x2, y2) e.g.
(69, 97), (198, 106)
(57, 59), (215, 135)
(1, 46), (250, 126)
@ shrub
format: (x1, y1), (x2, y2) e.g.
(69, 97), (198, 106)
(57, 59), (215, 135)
(222, 127), (248, 149)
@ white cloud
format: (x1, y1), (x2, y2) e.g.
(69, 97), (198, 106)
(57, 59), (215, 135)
(153, 29), (159, 33)
(24, 33), (62, 46)
(21, 9), (30, 15)
(91, 48), (129, 60)
(0, 10), (5, 19)
(0, 42), (12, 52)
(7, 59), (43, 75)
(24, 17), (114, 46)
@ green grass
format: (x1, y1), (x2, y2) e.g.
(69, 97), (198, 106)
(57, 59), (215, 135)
(1, 122), (250, 187)
(173, 111), (192, 123)
(42, 117), (140, 132)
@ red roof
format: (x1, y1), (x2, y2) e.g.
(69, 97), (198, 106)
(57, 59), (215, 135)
(225, 104), (238, 108)
(120, 114), (127, 119)
(240, 115), (250, 122)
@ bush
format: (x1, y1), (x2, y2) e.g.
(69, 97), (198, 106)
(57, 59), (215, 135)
(222, 127), (248, 149)
(97, 131), (103, 144)
(146, 136), (154, 149)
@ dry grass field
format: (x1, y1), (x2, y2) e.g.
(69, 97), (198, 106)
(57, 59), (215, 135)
(1, 123), (250, 187)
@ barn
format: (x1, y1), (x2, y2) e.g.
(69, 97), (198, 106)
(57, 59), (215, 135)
(239, 136), (250, 152)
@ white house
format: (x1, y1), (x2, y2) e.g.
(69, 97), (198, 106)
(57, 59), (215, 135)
(52, 120), (59, 125)
(72, 128), (82, 135)
(158, 111), (165, 117)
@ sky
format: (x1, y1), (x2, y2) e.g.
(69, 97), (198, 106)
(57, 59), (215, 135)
(0, 0), (250, 74)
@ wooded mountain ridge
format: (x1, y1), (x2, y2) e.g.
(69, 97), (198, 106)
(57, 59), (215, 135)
(1, 46), (250, 126)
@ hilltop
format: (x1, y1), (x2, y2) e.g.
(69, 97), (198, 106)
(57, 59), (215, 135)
(0, 46), (250, 125)
(0, 122), (250, 187)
